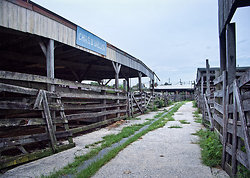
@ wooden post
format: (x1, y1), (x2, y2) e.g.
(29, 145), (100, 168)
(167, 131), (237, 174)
(126, 78), (131, 117)
(101, 90), (107, 121)
(123, 80), (126, 92)
(126, 78), (130, 92)
(222, 71), (228, 169)
(226, 23), (236, 85)
(138, 72), (142, 92)
(206, 59), (210, 95)
(219, 31), (226, 74)
(201, 75), (204, 123)
(232, 88), (237, 176)
(151, 79), (154, 95)
(112, 62), (121, 118)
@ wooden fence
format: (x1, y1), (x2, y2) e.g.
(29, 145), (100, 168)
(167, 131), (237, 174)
(0, 70), (165, 170)
(195, 63), (250, 176)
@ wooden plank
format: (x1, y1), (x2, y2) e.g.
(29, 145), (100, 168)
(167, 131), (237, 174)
(70, 116), (127, 134)
(226, 23), (236, 85)
(226, 144), (250, 169)
(0, 117), (66, 127)
(219, 0), (238, 35)
(0, 82), (38, 95)
(66, 109), (127, 121)
(237, 69), (250, 89)
(213, 113), (243, 138)
(0, 70), (123, 93)
(204, 94), (214, 130)
(214, 90), (223, 98)
(0, 101), (32, 110)
(213, 73), (224, 85)
(233, 80), (250, 167)
(232, 91), (237, 176)
(56, 98), (73, 144)
(0, 130), (72, 149)
(132, 94), (143, 113)
(222, 73), (228, 169)
(59, 92), (126, 100)
(206, 59), (211, 95)
(228, 100), (250, 113)
(0, 143), (75, 170)
(214, 102), (223, 114)
(41, 90), (57, 152)
(63, 103), (127, 111)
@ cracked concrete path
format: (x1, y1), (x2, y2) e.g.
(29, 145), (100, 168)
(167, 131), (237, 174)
(0, 108), (165, 178)
(93, 102), (229, 178)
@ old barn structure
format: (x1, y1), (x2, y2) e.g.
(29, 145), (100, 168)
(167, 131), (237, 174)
(0, 0), (163, 169)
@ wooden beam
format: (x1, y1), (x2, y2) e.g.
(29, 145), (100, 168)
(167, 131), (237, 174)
(206, 59), (211, 95)
(41, 90), (57, 152)
(232, 89), (238, 176)
(204, 94), (214, 130)
(219, 31), (227, 73)
(233, 80), (250, 168)
(226, 23), (236, 85)
(138, 72), (142, 92)
(0, 70), (123, 93)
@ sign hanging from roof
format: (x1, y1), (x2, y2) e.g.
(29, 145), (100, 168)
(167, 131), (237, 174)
(76, 26), (107, 56)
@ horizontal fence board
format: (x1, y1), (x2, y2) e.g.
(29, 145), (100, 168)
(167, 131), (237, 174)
(0, 70), (123, 93)
(0, 117), (67, 127)
(66, 109), (127, 121)
(0, 130), (71, 148)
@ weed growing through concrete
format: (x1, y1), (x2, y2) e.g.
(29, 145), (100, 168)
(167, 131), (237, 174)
(46, 102), (185, 178)
(194, 129), (222, 167)
(168, 125), (182, 128)
(85, 140), (104, 148)
(146, 118), (155, 121)
(126, 117), (141, 120)
(179, 120), (190, 124)
(193, 110), (202, 123)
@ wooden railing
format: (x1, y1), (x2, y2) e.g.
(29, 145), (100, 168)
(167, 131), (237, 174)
(0, 70), (169, 170)
(0, 70), (127, 169)
(196, 68), (250, 176)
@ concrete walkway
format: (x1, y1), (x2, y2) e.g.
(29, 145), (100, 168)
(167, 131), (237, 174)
(93, 102), (229, 178)
(1, 109), (164, 178)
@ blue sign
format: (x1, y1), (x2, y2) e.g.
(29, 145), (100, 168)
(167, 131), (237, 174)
(76, 26), (107, 56)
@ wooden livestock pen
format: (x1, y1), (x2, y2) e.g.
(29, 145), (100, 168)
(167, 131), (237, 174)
(195, 0), (250, 176)
(0, 0), (164, 170)
(155, 85), (194, 102)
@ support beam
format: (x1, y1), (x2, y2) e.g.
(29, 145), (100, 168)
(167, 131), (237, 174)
(112, 62), (121, 118)
(112, 62), (121, 89)
(206, 59), (210, 95)
(138, 72), (142, 92)
(226, 23), (236, 85)
(220, 31), (227, 73)
(126, 78), (130, 92)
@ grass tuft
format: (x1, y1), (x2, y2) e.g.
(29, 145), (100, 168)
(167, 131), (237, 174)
(179, 120), (190, 124)
(168, 125), (182, 128)
(194, 129), (222, 167)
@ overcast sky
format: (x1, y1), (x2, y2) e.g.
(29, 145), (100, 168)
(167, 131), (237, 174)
(33, 0), (250, 85)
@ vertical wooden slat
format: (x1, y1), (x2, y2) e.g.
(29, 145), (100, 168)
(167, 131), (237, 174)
(232, 88), (237, 176)
(226, 23), (236, 85)
(204, 94), (214, 130)
(41, 91), (57, 152)
(234, 80), (250, 168)
(222, 71), (228, 169)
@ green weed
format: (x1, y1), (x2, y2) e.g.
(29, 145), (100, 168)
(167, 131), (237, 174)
(179, 120), (190, 124)
(195, 129), (222, 167)
(168, 125), (182, 128)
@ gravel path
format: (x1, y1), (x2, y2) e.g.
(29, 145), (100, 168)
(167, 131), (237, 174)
(93, 102), (229, 178)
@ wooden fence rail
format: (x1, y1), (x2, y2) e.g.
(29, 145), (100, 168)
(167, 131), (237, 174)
(0, 70), (166, 170)
(195, 66), (250, 176)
